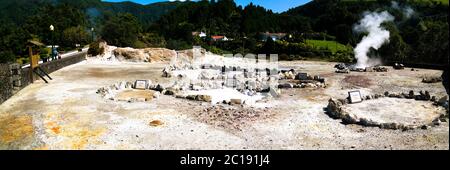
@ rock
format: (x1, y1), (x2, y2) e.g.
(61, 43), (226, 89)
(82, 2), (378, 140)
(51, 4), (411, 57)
(384, 91), (389, 96)
(337, 98), (348, 105)
(268, 87), (281, 97)
(154, 84), (165, 92)
(125, 82), (134, 89)
(424, 91), (431, 100)
(421, 125), (428, 130)
(278, 83), (293, 89)
(153, 91), (161, 99)
(432, 118), (441, 126)
(186, 95), (197, 100)
(380, 123), (399, 130)
(334, 63), (347, 70)
(388, 93), (402, 98)
(436, 96), (449, 107)
(162, 67), (173, 78)
(422, 76), (443, 83)
(373, 66), (388, 72)
(342, 114), (358, 124)
(197, 95), (212, 102)
(164, 89), (176, 95)
(285, 71), (295, 79)
(230, 99), (243, 105)
(335, 68), (350, 74)
(175, 94), (187, 99)
(408, 90), (414, 99)
(327, 98), (344, 118)
(113, 47), (177, 63)
(149, 120), (164, 127)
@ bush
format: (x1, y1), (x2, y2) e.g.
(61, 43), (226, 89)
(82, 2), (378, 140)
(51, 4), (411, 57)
(330, 52), (354, 63)
(0, 51), (16, 63)
(166, 39), (191, 50)
(88, 40), (105, 56)
(39, 48), (49, 59)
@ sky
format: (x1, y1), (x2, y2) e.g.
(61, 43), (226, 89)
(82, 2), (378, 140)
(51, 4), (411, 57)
(102, 0), (311, 13)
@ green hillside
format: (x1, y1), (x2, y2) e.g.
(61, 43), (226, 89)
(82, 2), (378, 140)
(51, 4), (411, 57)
(305, 40), (349, 54)
(0, 0), (180, 25)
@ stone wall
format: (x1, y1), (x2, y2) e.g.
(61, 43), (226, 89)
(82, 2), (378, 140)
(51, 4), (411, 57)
(0, 63), (14, 104)
(0, 51), (86, 104)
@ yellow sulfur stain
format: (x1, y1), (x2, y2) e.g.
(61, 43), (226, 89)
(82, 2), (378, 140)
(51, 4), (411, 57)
(0, 115), (34, 145)
(43, 111), (106, 150)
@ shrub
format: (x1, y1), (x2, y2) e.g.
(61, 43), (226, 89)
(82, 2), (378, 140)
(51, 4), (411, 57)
(39, 48), (49, 59)
(88, 40), (105, 56)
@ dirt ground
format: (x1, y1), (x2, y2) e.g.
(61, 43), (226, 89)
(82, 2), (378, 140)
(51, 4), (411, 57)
(0, 60), (448, 150)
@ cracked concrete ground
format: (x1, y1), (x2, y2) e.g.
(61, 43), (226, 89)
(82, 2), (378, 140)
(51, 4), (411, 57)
(0, 60), (448, 150)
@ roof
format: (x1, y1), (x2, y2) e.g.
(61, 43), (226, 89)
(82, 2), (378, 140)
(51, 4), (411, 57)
(211, 35), (225, 40)
(27, 40), (45, 46)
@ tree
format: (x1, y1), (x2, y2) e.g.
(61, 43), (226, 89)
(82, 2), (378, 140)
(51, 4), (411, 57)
(0, 51), (16, 63)
(379, 22), (410, 63)
(101, 13), (141, 47)
(62, 26), (89, 48)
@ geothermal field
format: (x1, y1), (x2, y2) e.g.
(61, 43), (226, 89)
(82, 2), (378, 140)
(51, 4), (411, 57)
(0, 42), (448, 150)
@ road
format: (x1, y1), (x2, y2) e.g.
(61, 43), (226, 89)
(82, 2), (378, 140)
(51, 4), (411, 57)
(21, 47), (89, 69)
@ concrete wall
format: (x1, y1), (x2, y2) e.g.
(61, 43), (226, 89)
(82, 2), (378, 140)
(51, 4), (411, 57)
(0, 51), (86, 104)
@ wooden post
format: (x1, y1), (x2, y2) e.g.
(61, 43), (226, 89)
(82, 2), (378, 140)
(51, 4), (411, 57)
(28, 46), (34, 83)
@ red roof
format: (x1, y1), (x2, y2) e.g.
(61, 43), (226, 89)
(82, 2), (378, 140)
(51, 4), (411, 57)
(211, 35), (225, 40)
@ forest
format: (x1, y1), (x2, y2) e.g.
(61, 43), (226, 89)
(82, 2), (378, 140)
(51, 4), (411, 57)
(0, 0), (448, 66)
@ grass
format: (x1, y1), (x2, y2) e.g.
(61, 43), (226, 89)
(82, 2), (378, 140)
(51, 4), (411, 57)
(305, 39), (350, 53)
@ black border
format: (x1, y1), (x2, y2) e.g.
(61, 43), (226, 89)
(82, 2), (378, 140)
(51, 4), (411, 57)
(1, 150), (448, 169)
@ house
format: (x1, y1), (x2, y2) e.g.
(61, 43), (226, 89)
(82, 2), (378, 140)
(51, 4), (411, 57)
(211, 35), (229, 41)
(192, 31), (207, 38)
(260, 32), (287, 41)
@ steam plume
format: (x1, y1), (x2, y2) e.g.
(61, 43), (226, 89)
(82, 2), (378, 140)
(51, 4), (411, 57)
(391, 1), (415, 19)
(353, 11), (394, 68)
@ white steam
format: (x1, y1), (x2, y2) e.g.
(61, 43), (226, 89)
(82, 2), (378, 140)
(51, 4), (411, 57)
(391, 1), (415, 19)
(353, 11), (394, 68)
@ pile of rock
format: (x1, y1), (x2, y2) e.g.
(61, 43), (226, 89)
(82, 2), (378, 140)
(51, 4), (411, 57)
(335, 68), (350, 74)
(176, 94), (212, 102)
(367, 66), (388, 72)
(334, 63), (350, 73)
(279, 69), (296, 79)
(112, 47), (177, 63)
(422, 76), (443, 83)
(278, 73), (326, 89)
(97, 80), (170, 102)
(326, 90), (448, 130)
(97, 81), (136, 99)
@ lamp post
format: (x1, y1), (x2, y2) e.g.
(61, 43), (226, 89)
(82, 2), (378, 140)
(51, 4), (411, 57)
(49, 25), (54, 61)
(91, 27), (95, 42)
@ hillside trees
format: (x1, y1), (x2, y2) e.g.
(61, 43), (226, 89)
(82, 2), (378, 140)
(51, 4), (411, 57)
(100, 13), (142, 47)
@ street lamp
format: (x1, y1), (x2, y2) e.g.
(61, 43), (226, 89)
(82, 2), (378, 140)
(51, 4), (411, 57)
(91, 27), (95, 42)
(50, 25), (55, 61)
